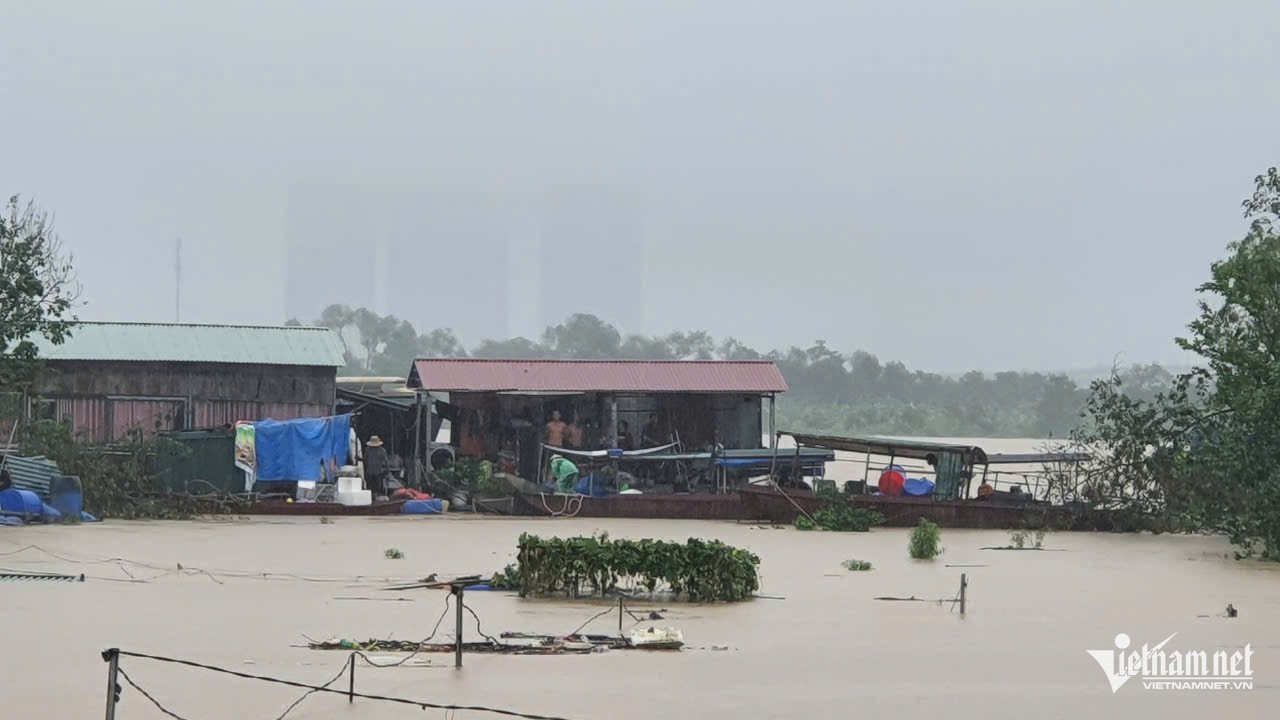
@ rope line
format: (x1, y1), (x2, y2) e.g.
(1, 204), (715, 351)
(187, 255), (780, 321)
(352, 593), (455, 668)
(109, 650), (580, 720)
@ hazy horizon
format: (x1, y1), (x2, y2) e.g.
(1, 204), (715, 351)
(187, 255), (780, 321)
(5, 2), (1277, 372)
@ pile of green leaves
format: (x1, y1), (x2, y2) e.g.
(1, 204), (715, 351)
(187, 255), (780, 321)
(796, 487), (886, 532)
(19, 420), (204, 519)
(513, 532), (760, 602)
(908, 518), (942, 559)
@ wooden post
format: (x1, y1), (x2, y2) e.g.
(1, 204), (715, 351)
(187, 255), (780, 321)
(618, 596), (624, 634)
(959, 573), (967, 615)
(412, 392), (423, 486)
(452, 584), (465, 668)
(609, 396), (618, 449)
(767, 394), (776, 449)
(347, 654), (355, 703)
(103, 649), (120, 720)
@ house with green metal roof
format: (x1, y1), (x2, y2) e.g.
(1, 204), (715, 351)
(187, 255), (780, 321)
(18, 322), (346, 444)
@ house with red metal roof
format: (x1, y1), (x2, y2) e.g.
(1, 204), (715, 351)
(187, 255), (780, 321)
(406, 358), (789, 486)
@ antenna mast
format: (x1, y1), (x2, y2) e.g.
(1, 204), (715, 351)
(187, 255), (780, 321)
(175, 237), (182, 322)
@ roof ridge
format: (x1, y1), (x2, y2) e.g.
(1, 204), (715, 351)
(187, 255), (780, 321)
(412, 357), (774, 363)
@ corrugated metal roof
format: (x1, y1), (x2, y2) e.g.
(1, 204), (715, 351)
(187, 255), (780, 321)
(30, 322), (346, 367)
(408, 359), (788, 393)
(1, 454), (61, 497)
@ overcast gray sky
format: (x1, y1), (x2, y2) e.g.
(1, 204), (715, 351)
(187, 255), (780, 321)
(3, 2), (1277, 372)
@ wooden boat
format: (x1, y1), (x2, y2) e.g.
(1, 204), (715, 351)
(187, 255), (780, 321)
(736, 484), (1065, 529)
(237, 499), (409, 516)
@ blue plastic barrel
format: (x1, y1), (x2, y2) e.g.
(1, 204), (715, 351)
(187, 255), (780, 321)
(401, 498), (444, 514)
(50, 476), (83, 518)
(0, 488), (43, 516)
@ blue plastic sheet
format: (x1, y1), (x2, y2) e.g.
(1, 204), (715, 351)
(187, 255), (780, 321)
(252, 415), (352, 482)
(903, 477), (935, 497)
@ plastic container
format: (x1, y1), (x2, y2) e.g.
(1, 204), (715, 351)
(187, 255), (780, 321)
(50, 476), (83, 518)
(336, 476), (364, 494)
(0, 488), (43, 516)
(401, 498), (444, 514)
(336, 489), (372, 507)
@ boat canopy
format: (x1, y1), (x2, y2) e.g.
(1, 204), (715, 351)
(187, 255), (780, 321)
(782, 432), (989, 465)
(984, 451), (1091, 465)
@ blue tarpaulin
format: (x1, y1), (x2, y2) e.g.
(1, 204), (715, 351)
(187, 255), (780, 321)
(252, 415), (351, 482)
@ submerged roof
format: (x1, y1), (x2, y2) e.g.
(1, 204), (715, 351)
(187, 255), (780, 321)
(408, 358), (788, 393)
(31, 322), (346, 367)
(784, 432), (989, 464)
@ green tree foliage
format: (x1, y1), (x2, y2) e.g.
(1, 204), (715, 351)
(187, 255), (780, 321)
(1076, 168), (1280, 558)
(0, 196), (78, 389)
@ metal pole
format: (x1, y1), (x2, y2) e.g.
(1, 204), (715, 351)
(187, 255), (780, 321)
(453, 585), (464, 668)
(103, 649), (120, 720)
(960, 574), (967, 615)
(175, 237), (182, 322)
(348, 654), (355, 703)
(618, 596), (624, 634)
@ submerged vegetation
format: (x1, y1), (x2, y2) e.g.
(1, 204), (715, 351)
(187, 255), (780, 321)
(814, 491), (885, 532)
(842, 559), (873, 572)
(511, 532), (760, 602)
(1009, 529), (1047, 550)
(908, 519), (943, 560)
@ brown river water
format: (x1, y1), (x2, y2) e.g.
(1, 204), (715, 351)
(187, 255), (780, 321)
(2, 516), (1277, 719)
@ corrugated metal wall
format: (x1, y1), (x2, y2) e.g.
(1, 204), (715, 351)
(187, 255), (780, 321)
(30, 362), (337, 444)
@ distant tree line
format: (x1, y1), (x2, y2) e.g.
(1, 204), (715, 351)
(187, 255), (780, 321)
(288, 306), (1174, 438)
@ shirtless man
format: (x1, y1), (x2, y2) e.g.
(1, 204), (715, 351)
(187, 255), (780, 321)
(545, 410), (568, 447)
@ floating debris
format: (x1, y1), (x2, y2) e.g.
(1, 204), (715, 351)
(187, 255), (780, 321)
(0, 571), (85, 583)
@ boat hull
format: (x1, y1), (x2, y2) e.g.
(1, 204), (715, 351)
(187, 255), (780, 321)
(737, 485), (1067, 529)
(234, 500), (409, 517)
(512, 492), (747, 520)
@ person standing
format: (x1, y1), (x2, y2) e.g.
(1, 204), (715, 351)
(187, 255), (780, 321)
(640, 412), (665, 448)
(616, 420), (635, 450)
(544, 410), (568, 448)
(364, 435), (390, 498)
(565, 417), (585, 449)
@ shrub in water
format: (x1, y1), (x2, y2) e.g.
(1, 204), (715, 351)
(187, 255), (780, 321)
(842, 558), (873, 571)
(813, 504), (885, 532)
(908, 518), (942, 559)
(514, 533), (760, 602)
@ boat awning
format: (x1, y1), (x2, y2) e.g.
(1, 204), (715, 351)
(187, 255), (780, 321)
(985, 452), (1091, 465)
(541, 442), (680, 459)
(783, 432), (989, 465)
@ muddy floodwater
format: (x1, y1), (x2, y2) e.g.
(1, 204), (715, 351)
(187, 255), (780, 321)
(2, 516), (1277, 719)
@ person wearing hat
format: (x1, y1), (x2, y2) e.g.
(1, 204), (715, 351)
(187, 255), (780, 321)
(549, 454), (579, 495)
(364, 435), (390, 498)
